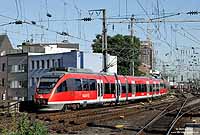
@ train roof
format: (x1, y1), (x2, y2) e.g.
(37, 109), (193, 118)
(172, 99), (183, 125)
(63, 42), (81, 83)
(44, 68), (165, 82)
(42, 71), (66, 78)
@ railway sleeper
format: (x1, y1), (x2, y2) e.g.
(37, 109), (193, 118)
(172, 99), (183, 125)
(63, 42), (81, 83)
(64, 123), (87, 132)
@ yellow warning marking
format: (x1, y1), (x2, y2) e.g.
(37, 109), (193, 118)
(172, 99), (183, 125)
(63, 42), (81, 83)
(115, 124), (124, 128)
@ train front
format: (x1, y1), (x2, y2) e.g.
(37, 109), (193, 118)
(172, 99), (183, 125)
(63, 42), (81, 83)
(34, 72), (64, 111)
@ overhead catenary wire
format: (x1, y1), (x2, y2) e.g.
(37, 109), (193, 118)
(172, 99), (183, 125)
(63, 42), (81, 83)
(15, 0), (20, 19)
(180, 27), (200, 43)
(174, 28), (200, 46)
(136, 0), (151, 19)
(0, 13), (92, 43)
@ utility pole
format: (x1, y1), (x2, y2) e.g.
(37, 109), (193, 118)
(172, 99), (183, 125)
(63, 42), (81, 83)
(102, 9), (108, 72)
(88, 9), (107, 72)
(130, 15), (135, 76)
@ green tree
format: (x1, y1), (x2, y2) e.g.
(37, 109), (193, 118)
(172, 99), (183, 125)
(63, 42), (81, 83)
(92, 34), (143, 76)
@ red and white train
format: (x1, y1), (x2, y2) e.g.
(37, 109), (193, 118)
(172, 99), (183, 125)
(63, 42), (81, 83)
(34, 69), (168, 111)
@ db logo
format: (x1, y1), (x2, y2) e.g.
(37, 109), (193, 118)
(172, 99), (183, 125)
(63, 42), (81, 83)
(38, 95), (43, 98)
(82, 94), (90, 98)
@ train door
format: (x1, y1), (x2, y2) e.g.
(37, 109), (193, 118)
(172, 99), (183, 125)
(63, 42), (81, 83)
(97, 80), (103, 102)
(125, 79), (128, 101)
(115, 80), (121, 103)
(146, 81), (150, 96)
(132, 81), (136, 97)
(158, 82), (160, 95)
(153, 81), (156, 97)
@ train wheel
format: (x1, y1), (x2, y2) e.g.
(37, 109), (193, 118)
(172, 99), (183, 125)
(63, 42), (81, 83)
(72, 104), (76, 110)
(76, 104), (80, 110)
(62, 104), (68, 112)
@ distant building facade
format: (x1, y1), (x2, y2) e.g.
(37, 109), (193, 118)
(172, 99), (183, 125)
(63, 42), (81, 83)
(139, 40), (154, 74)
(0, 40), (117, 101)
(0, 56), (7, 100)
(7, 53), (28, 100)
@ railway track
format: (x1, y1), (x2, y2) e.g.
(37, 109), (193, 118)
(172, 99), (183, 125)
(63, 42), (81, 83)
(29, 95), (177, 134)
(136, 94), (200, 135)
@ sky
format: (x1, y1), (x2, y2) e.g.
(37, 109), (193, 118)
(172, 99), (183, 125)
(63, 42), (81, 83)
(1, 0), (200, 80)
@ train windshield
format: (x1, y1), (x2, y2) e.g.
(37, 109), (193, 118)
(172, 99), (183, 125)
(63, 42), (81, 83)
(37, 77), (58, 94)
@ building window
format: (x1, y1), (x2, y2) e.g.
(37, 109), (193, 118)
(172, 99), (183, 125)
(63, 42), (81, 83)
(36, 61), (40, 69)
(58, 59), (61, 67)
(31, 77), (35, 87)
(32, 61), (35, 70)
(47, 60), (50, 68)
(2, 63), (5, 71)
(52, 59), (55, 67)
(41, 60), (45, 68)
(36, 78), (39, 85)
(1, 78), (4, 86)
(9, 80), (27, 88)
(11, 64), (27, 73)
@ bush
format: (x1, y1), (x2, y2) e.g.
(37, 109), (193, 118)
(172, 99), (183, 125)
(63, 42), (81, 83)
(2, 113), (48, 135)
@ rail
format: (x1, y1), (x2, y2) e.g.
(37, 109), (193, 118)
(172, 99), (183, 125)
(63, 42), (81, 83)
(135, 95), (189, 135)
(135, 101), (177, 135)
(135, 93), (200, 135)
(166, 101), (200, 135)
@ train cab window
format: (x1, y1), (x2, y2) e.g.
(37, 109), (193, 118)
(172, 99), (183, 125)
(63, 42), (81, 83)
(104, 83), (110, 94)
(111, 83), (115, 94)
(66, 78), (82, 91)
(56, 81), (66, 92)
(121, 83), (126, 93)
(82, 79), (89, 91)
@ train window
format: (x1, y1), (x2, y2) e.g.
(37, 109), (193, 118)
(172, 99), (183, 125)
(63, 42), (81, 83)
(75, 79), (82, 91)
(156, 84), (160, 91)
(136, 84), (141, 92)
(88, 79), (97, 90)
(56, 81), (66, 92)
(153, 84), (156, 91)
(110, 83), (115, 94)
(160, 83), (163, 89)
(162, 84), (164, 88)
(82, 79), (89, 91)
(149, 84), (153, 92)
(66, 78), (82, 91)
(128, 84), (132, 93)
(164, 84), (166, 88)
(141, 84), (147, 92)
(104, 83), (110, 94)
(121, 83), (126, 93)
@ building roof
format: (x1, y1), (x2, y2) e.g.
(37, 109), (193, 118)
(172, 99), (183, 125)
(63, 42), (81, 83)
(0, 34), (13, 55)
(22, 42), (79, 49)
(0, 35), (7, 44)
